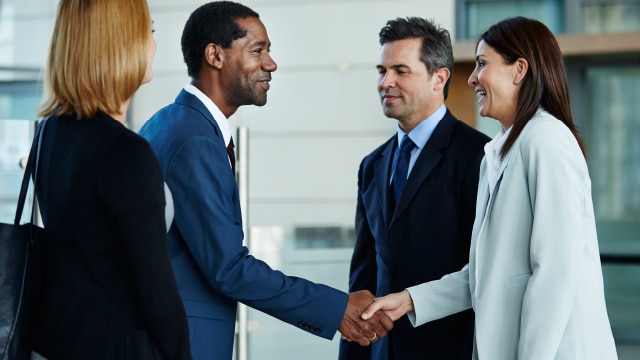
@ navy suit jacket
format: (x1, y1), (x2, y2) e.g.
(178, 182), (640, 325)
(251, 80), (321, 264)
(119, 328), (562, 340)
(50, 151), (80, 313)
(339, 110), (490, 360)
(139, 89), (348, 359)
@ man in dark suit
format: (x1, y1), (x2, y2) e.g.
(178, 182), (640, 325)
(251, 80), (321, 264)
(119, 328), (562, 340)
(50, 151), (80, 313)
(138, 2), (392, 359)
(339, 17), (490, 360)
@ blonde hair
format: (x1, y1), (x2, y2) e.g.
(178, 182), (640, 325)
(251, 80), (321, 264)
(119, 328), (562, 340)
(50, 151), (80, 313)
(39, 0), (151, 120)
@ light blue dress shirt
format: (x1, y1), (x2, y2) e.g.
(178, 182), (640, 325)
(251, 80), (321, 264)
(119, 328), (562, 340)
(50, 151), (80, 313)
(390, 104), (446, 183)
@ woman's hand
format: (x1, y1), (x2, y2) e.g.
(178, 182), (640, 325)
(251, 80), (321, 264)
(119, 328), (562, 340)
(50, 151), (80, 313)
(361, 289), (414, 322)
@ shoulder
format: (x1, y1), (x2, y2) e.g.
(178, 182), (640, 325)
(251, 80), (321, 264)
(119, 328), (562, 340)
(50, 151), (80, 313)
(449, 111), (490, 138)
(519, 110), (581, 157)
(446, 122), (491, 157)
(514, 110), (588, 182)
(107, 124), (159, 169)
(454, 120), (491, 144)
(140, 101), (223, 152)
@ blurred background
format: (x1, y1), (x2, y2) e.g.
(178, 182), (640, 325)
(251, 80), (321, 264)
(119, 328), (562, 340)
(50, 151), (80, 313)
(1, 0), (639, 359)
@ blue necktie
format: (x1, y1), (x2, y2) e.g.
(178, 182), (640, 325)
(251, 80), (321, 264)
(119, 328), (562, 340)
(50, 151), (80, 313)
(393, 135), (415, 205)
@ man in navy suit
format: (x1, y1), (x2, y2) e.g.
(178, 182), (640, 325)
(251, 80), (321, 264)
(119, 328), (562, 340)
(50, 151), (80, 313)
(338, 17), (490, 360)
(139, 2), (392, 359)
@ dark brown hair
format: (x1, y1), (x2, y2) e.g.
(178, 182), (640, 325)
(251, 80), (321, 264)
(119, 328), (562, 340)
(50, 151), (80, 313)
(379, 17), (454, 100)
(479, 16), (586, 158)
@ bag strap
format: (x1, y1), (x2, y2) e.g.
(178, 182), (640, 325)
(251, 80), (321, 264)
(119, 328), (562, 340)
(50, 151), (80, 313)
(14, 118), (48, 225)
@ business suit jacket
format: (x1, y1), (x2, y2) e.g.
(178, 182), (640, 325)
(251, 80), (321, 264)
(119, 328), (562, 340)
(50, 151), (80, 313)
(407, 110), (618, 359)
(339, 110), (490, 359)
(33, 114), (190, 359)
(139, 89), (348, 359)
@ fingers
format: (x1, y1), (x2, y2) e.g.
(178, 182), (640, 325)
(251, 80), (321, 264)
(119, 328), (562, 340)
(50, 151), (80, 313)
(366, 331), (378, 342)
(379, 310), (394, 331)
(361, 297), (386, 320)
(362, 310), (392, 338)
(340, 291), (390, 346)
(362, 290), (414, 321)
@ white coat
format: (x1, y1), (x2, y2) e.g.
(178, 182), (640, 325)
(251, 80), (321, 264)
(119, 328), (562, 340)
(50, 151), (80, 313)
(407, 110), (618, 359)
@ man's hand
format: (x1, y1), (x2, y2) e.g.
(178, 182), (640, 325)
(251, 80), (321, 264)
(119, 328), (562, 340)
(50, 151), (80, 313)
(338, 290), (394, 346)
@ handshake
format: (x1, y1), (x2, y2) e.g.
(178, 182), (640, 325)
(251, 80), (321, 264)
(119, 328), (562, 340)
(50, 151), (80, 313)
(338, 289), (414, 346)
(338, 290), (392, 346)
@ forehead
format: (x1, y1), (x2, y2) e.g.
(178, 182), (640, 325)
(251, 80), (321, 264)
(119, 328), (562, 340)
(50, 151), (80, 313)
(475, 40), (497, 57)
(233, 16), (270, 46)
(378, 37), (423, 66)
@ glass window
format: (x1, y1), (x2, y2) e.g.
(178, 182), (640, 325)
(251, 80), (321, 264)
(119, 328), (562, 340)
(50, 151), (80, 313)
(583, 0), (640, 33)
(0, 119), (36, 223)
(586, 65), (640, 354)
(247, 226), (354, 359)
(461, 0), (565, 39)
(0, 81), (41, 223)
(587, 66), (640, 234)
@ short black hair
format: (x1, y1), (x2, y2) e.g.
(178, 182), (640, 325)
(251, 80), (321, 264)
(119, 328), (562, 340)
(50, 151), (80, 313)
(379, 17), (454, 99)
(181, 1), (259, 78)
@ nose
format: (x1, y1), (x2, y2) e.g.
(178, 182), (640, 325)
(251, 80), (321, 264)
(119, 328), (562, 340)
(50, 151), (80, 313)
(467, 67), (478, 87)
(379, 72), (394, 90)
(264, 53), (277, 72)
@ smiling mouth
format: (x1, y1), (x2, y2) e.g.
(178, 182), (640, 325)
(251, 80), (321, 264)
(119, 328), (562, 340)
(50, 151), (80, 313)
(382, 93), (399, 103)
(259, 80), (270, 90)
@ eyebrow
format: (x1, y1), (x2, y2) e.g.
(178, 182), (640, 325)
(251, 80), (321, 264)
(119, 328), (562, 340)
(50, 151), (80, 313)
(251, 40), (269, 48)
(376, 64), (410, 70)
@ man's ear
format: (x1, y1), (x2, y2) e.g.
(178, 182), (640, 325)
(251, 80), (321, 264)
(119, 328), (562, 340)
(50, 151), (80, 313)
(204, 43), (223, 69)
(433, 67), (450, 92)
(513, 57), (528, 85)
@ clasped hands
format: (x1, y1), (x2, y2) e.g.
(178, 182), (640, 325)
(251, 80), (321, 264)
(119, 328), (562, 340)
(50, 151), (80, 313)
(339, 290), (415, 346)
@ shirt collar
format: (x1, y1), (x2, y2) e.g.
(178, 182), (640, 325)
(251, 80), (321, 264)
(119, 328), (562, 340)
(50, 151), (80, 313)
(396, 103), (446, 149)
(184, 83), (232, 145)
(485, 125), (512, 160)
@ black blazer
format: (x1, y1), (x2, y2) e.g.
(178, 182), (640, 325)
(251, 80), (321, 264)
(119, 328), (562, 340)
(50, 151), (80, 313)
(32, 114), (191, 360)
(340, 110), (490, 360)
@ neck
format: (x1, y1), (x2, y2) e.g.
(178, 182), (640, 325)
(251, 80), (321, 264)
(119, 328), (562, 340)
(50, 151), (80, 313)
(109, 98), (132, 124)
(191, 78), (238, 119)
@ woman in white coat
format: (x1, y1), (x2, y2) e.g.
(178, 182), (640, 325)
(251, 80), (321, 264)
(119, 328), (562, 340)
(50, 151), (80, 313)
(361, 16), (618, 359)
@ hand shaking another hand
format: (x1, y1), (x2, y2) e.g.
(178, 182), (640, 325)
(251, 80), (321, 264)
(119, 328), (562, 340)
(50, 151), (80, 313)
(361, 289), (414, 323)
(338, 290), (393, 346)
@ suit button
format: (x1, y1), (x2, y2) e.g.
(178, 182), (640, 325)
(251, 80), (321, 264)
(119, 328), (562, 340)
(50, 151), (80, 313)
(390, 273), (398, 280)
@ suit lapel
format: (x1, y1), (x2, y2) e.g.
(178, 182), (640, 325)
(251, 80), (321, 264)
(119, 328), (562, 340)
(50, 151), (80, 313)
(373, 138), (396, 227)
(391, 113), (456, 223)
(483, 134), (519, 218)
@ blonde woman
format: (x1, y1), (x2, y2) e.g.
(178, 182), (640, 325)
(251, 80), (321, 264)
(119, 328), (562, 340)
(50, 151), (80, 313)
(31, 0), (190, 358)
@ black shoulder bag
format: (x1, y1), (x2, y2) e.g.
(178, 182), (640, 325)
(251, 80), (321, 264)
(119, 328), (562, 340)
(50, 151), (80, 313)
(0, 119), (47, 360)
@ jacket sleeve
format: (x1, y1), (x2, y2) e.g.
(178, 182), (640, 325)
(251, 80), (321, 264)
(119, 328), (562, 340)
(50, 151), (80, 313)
(516, 119), (591, 358)
(406, 264), (473, 327)
(167, 135), (348, 339)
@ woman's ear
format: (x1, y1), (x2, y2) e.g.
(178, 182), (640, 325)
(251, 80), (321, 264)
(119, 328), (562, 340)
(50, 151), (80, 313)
(204, 43), (223, 69)
(513, 57), (528, 85)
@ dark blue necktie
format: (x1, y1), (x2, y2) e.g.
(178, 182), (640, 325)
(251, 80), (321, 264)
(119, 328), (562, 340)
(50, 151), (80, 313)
(227, 137), (236, 175)
(393, 135), (415, 205)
